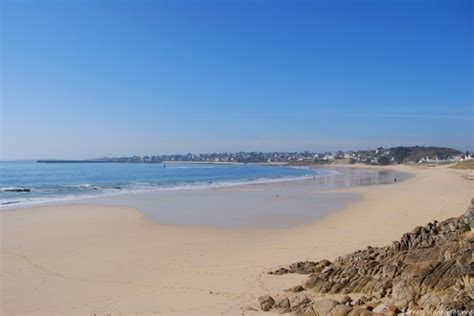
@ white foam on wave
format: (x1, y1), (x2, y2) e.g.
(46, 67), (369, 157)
(0, 187), (29, 192)
(64, 183), (92, 188)
(164, 165), (216, 169)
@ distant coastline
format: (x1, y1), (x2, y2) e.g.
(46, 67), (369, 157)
(35, 146), (470, 166)
(163, 161), (288, 166)
(36, 159), (287, 166)
(36, 159), (133, 163)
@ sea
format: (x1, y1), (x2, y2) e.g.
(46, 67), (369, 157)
(0, 161), (330, 208)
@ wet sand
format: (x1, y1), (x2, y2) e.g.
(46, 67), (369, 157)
(70, 166), (410, 228)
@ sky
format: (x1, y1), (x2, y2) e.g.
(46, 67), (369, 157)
(1, 0), (473, 159)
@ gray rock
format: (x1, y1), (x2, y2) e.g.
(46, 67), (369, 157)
(289, 295), (312, 312)
(285, 285), (305, 293)
(303, 274), (320, 289)
(5, 188), (30, 192)
(273, 297), (291, 314)
(292, 305), (317, 316)
(371, 304), (387, 313)
(347, 307), (371, 316)
(312, 299), (338, 315)
(463, 198), (474, 228)
(258, 295), (275, 311)
(242, 306), (258, 311)
(328, 304), (352, 316)
(390, 280), (418, 308)
(339, 296), (352, 305)
(270, 267), (290, 275)
(417, 292), (441, 308)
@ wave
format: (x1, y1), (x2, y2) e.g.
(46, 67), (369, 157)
(64, 183), (92, 188)
(0, 168), (339, 209)
(0, 187), (31, 192)
(164, 165), (216, 169)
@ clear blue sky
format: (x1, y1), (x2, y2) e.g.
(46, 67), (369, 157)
(1, 0), (472, 159)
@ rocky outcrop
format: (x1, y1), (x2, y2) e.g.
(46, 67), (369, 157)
(257, 199), (474, 314)
(3, 188), (30, 192)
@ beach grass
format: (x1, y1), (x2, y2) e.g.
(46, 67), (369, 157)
(450, 160), (474, 169)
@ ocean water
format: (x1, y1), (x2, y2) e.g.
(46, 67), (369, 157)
(0, 161), (327, 207)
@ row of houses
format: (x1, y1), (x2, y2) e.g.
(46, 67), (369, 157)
(98, 147), (471, 165)
(418, 153), (472, 164)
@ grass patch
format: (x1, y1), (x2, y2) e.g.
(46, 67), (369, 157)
(450, 160), (474, 170)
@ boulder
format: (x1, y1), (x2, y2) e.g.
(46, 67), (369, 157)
(285, 285), (305, 293)
(371, 304), (386, 313)
(303, 274), (321, 289)
(273, 297), (291, 314)
(270, 267), (290, 275)
(390, 279), (418, 308)
(5, 188), (30, 192)
(289, 295), (312, 312)
(463, 198), (474, 228)
(242, 306), (258, 311)
(382, 306), (400, 314)
(407, 301), (422, 312)
(292, 304), (317, 315)
(312, 299), (338, 315)
(347, 307), (371, 316)
(339, 296), (351, 305)
(417, 292), (441, 308)
(258, 295), (275, 311)
(328, 304), (352, 316)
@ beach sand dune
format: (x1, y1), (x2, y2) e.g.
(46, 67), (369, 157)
(0, 165), (472, 315)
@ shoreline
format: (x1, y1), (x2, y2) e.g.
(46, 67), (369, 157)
(1, 165), (472, 314)
(2, 167), (410, 229)
(0, 164), (323, 210)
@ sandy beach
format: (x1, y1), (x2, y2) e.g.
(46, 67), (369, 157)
(0, 165), (472, 315)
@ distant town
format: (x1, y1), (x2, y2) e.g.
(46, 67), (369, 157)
(37, 146), (472, 166)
